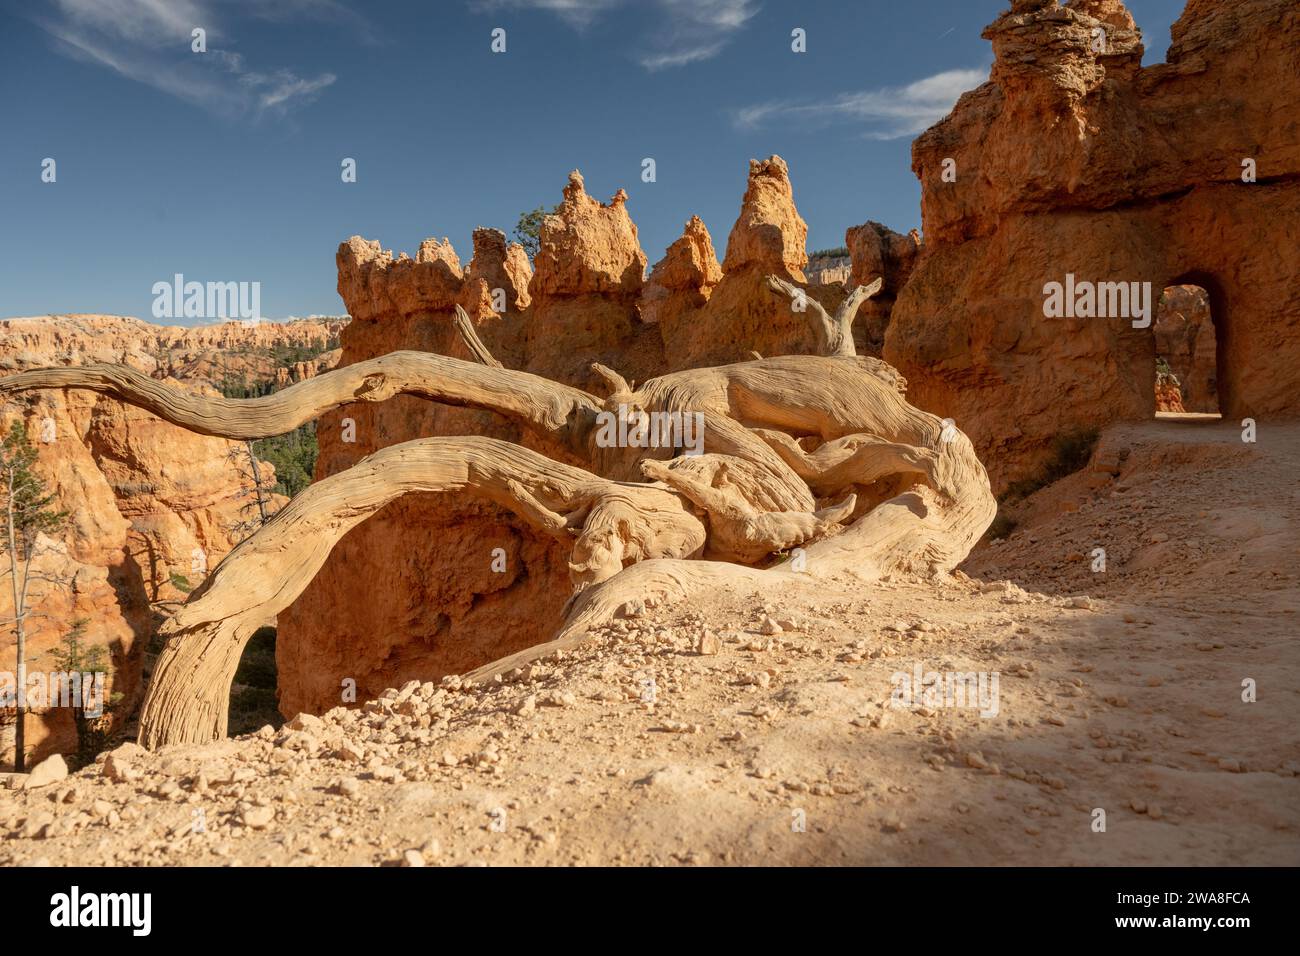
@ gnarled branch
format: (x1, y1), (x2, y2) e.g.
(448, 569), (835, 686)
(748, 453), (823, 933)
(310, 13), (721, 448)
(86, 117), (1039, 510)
(765, 274), (881, 358)
(0, 352), (601, 454)
(3, 327), (996, 751)
(451, 304), (504, 368)
(754, 429), (939, 497)
(642, 455), (856, 562)
(137, 435), (705, 747)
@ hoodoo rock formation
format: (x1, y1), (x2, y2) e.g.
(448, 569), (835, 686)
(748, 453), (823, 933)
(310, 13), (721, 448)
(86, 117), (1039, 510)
(845, 222), (921, 356)
(526, 172), (653, 387)
(638, 215), (722, 328)
(653, 157), (903, 371)
(465, 227), (533, 315)
(887, 0), (1300, 491)
(721, 156), (809, 283)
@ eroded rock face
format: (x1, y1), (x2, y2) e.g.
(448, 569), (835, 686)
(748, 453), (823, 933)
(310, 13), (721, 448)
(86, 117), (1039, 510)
(1155, 373), (1185, 413)
(466, 227), (532, 314)
(657, 216), (725, 290)
(886, 0), (1300, 492)
(1, 314), (339, 766)
(658, 156), (838, 369)
(523, 171), (652, 387)
(533, 172), (646, 298)
(638, 216), (722, 327)
(805, 255), (851, 286)
(1072, 0), (1137, 30)
(1, 314), (345, 379)
(337, 237), (464, 320)
(846, 223), (921, 356)
(281, 234), (569, 720)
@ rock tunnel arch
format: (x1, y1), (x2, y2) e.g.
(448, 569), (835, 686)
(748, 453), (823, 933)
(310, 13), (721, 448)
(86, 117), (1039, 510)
(1152, 272), (1226, 418)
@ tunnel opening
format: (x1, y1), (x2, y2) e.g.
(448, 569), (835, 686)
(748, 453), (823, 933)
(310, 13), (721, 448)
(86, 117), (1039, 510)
(1153, 283), (1221, 419)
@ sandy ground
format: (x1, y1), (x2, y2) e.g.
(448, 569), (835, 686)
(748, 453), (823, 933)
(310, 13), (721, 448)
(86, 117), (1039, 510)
(1, 418), (1296, 866)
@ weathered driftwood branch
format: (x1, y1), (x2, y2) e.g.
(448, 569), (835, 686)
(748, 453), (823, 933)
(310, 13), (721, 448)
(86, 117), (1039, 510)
(590, 362), (633, 400)
(466, 425), (993, 685)
(0, 353), (601, 453)
(137, 436), (705, 747)
(834, 277), (884, 342)
(450, 304), (504, 369)
(754, 429), (939, 497)
(764, 274), (882, 358)
(641, 456), (856, 563)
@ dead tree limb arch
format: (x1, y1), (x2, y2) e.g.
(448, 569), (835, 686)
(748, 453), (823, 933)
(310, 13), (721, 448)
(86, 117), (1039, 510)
(136, 437), (706, 747)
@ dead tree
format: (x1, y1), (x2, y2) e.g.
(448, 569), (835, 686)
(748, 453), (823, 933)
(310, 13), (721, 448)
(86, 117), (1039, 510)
(0, 280), (997, 748)
(225, 440), (277, 541)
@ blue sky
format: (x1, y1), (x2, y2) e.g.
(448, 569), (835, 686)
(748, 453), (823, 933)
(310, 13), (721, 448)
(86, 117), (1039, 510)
(0, 0), (1188, 321)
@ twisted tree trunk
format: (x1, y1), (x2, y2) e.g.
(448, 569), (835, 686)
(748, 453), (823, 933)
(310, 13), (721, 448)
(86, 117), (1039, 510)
(137, 436), (705, 747)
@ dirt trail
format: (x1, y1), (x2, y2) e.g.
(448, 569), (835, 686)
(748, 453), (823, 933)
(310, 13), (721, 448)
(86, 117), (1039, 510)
(2, 419), (1296, 866)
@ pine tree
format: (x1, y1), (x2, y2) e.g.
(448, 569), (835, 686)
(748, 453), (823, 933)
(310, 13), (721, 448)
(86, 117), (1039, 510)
(514, 204), (559, 261)
(1, 419), (68, 771)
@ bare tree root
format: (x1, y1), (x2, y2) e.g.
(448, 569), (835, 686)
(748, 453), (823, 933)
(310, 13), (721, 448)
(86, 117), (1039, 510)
(765, 274), (883, 357)
(640, 457), (855, 563)
(465, 437), (992, 686)
(450, 304), (505, 369)
(753, 429), (939, 497)
(461, 277), (997, 682)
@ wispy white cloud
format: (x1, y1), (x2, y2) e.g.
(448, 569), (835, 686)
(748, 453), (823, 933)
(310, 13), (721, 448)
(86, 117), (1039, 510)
(638, 41), (724, 71)
(734, 67), (990, 140)
(242, 0), (380, 45)
(638, 0), (756, 71)
(241, 69), (338, 111)
(51, 0), (208, 44)
(472, 0), (758, 70)
(32, 0), (346, 119)
(471, 0), (621, 30)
